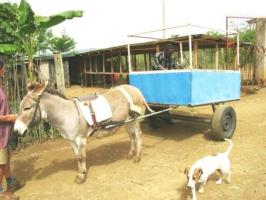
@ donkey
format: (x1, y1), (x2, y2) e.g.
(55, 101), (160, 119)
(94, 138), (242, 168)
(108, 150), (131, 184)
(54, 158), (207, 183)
(14, 82), (154, 184)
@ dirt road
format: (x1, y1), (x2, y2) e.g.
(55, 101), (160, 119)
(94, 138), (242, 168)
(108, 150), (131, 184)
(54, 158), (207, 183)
(11, 86), (266, 200)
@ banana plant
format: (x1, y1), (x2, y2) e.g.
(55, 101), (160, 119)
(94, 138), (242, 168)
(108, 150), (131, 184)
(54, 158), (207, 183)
(0, 44), (18, 55)
(0, 2), (19, 55)
(0, 0), (83, 80)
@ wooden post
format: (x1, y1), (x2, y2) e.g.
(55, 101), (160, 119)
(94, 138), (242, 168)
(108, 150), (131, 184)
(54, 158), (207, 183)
(95, 55), (98, 86)
(111, 53), (114, 85)
(179, 42), (184, 64)
(81, 56), (86, 87)
(144, 54), (147, 71)
(53, 52), (65, 94)
(189, 35), (193, 68)
(119, 53), (122, 73)
(89, 55), (93, 87)
(125, 54), (128, 72)
(63, 60), (70, 87)
(111, 53), (114, 73)
(103, 54), (106, 87)
(255, 19), (266, 81)
(149, 53), (152, 70)
(127, 43), (132, 72)
(156, 44), (160, 52)
(193, 41), (198, 68)
(215, 42), (219, 70)
(234, 48), (237, 70)
(134, 55), (137, 71)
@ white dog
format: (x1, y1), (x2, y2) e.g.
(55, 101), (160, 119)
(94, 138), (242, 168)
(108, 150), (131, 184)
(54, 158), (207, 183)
(184, 138), (233, 200)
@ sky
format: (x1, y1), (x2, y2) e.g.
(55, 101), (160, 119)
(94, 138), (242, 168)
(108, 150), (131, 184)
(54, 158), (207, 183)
(2, 0), (266, 50)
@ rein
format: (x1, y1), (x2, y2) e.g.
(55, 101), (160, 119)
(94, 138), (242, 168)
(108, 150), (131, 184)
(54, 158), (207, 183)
(28, 95), (42, 127)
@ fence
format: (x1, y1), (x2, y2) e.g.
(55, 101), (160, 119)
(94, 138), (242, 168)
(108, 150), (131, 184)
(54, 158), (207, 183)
(4, 56), (61, 150)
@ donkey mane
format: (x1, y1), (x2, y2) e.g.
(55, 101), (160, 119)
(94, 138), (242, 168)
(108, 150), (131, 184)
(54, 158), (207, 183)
(44, 87), (68, 99)
(28, 83), (68, 100)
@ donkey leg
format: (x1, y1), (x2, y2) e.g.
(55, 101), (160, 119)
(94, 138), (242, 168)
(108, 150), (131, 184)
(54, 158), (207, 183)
(133, 121), (142, 163)
(125, 121), (142, 163)
(70, 137), (87, 184)
(127, 130), (136, 160)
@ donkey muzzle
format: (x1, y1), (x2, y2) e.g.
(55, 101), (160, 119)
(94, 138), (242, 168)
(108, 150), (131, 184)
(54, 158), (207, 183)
(14, 120), (28, 135)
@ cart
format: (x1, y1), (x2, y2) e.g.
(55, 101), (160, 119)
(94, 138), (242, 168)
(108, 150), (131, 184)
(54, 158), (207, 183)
(127, 24), (241, 140)
(129, 69), (240, 140)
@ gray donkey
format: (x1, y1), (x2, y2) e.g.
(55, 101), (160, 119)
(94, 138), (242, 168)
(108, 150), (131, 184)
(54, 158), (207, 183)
(14, 82), (153, 184)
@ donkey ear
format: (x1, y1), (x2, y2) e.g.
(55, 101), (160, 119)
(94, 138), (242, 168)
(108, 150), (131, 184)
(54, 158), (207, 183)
(35, 81), (49, 96)
(27, 80), (36, 92)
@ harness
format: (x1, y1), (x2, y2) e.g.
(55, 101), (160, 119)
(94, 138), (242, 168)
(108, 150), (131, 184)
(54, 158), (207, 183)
(84, 100), (97, 125)
(73, 97), (118, 137)
(28, 95), (42, 127)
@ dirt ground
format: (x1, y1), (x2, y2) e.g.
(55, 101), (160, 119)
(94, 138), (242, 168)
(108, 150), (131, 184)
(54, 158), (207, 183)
(10, 85), (266, 200)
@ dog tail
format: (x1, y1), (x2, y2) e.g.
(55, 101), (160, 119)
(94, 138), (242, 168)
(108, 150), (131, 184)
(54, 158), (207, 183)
(224, 138), (233, 156)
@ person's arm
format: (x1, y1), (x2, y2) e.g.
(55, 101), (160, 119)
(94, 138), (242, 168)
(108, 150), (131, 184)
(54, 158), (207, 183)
(0, 114), (17, 123)
(154, 52), (166, 70)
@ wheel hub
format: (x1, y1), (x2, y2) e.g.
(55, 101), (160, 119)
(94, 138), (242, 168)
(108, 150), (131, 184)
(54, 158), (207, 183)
(223, 114), (232, 131)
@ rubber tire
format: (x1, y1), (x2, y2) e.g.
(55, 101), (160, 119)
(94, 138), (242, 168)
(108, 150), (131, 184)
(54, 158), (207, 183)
(211, 105), (236, 140)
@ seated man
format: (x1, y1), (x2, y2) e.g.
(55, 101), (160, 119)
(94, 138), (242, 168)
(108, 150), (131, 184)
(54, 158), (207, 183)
(153, 44), (177, 70)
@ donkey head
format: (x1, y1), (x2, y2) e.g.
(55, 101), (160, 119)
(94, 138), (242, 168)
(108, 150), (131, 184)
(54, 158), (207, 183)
(14, 82), (48, 135)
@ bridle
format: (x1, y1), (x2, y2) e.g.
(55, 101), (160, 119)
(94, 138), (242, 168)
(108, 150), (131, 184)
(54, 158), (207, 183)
(27, 94), (42, 127)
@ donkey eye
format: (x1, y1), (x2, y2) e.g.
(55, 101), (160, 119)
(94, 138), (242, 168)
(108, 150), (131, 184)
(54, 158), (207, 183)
(23, 107), (32, 111)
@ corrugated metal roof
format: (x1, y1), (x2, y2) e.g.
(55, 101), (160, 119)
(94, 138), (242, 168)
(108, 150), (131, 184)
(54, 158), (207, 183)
(33, 34), (237, 59)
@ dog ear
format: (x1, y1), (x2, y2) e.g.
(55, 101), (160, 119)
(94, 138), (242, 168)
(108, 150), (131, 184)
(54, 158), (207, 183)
(199, 168), (203, 176)
(193, 168), (203, 180)
(184, 167), (190, 176)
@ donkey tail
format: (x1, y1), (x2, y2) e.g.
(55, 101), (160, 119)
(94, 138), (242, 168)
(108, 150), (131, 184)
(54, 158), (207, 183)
(224, 138), (233, 156)
(143, 97), (155, 113)
(137, 90), (155, 113)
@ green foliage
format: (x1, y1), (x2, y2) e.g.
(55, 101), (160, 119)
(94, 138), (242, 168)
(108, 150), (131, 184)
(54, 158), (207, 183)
(37, 29), (53, 53)
(0, 0), (83, 80)
(0, 3), (19, 43)
(0, 44), (18, 55)
(206, 31), (223, 36)
(49, 32), (76, 52)
(18, 0), (36, 34)
(0, 3), (20, 54)
(239, 29), (256, 44)
(36, 11), (83, 29)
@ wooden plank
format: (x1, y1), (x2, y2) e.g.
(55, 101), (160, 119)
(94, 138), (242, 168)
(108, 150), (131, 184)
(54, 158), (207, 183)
(53, 52), (65, 94)
(84, 71), (128, 75)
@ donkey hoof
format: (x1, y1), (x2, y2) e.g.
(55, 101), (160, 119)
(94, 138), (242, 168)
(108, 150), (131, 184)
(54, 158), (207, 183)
(74, 176), (86, 184)
(134, 156), (141, 163)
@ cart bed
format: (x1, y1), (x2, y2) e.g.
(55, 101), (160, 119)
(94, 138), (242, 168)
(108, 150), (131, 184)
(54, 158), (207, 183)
(129, 69), (240, 106)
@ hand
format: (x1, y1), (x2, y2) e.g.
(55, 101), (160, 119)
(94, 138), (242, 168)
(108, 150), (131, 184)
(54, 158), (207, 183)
(7, 114), (17, 122)
(0, 114), (17, 123)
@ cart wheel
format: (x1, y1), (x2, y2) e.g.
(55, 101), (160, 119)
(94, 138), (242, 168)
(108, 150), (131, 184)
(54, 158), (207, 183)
(211, 105), (236, 140)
